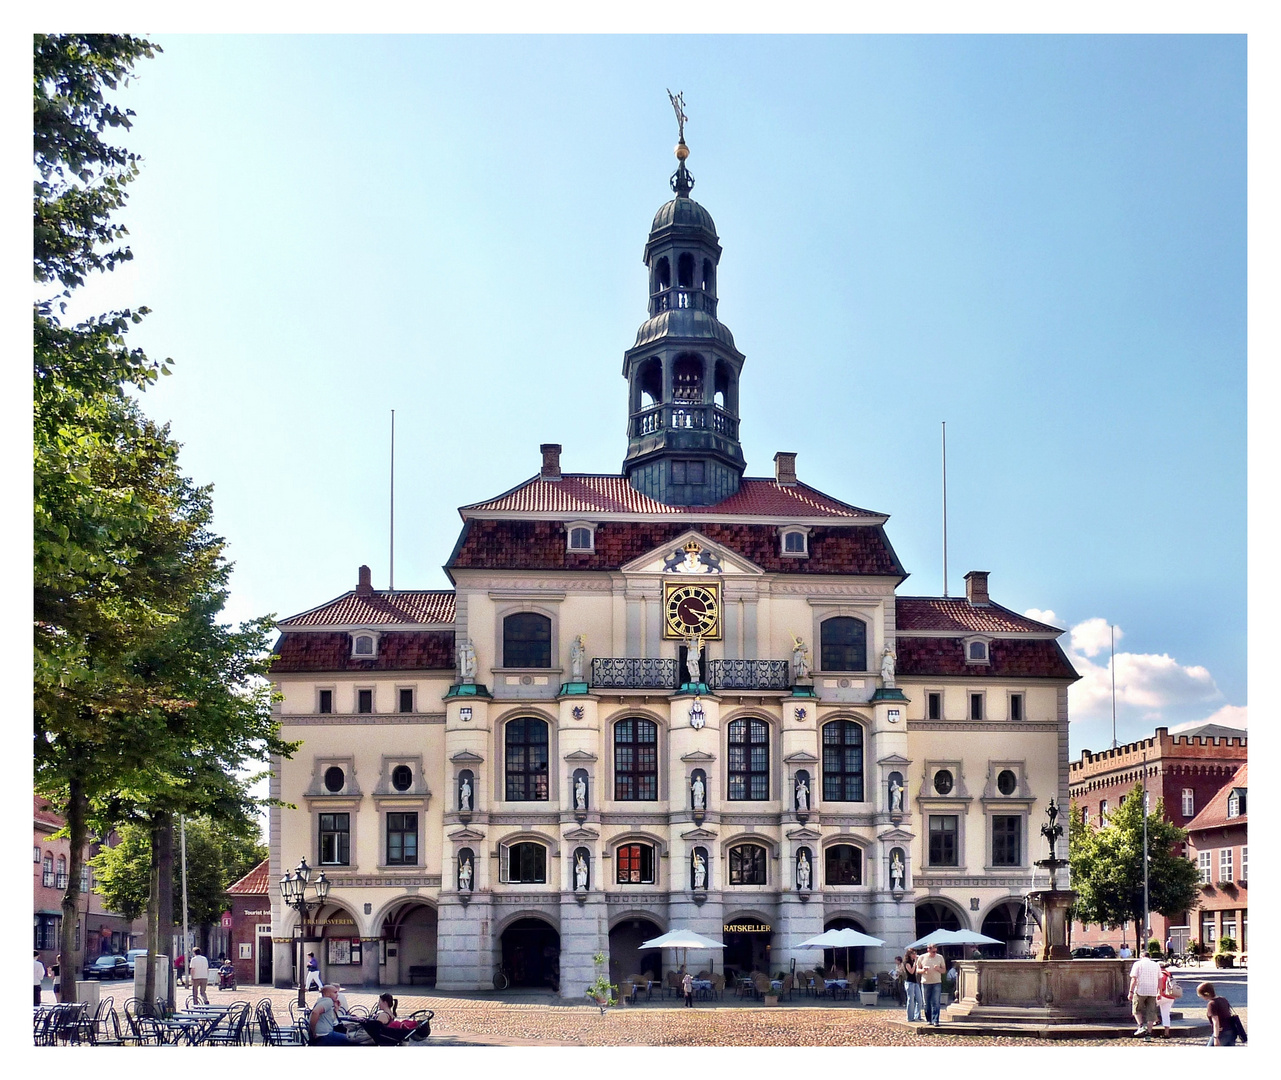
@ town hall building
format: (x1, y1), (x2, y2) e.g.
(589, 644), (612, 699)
(267, 132), (1079, 996)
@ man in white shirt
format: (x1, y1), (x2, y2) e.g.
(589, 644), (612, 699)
(1119, 944), (1132, 959)
(917, 944), (948, 1026)
(34, 952), (46, 1006)
(1128, 953), (1162, 1036)
(188, 947), (211, 1004)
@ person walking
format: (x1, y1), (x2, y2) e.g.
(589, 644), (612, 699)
(34, 952), (45, 1007)
(1155, 963), (1180, 1037)
(917, 944), (947, 1026)
(902, 948), (923, 1022)
(1197, 982), (1243, 1046)
(681, 970), (694, 1007)
(52, 954), (61, 1002)
(1127, 950), (1162, 1036)
(304, 951), (323, 993)
(188, 947), (210, 1004)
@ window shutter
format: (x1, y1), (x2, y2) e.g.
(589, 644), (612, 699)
(498, 843), (509, 883)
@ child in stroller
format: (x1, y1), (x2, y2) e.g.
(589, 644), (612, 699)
(217, 958), (236, 991)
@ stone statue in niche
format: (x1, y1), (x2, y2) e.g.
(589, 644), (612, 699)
(459, 776), (472, 812)
(569, 634), (587, 681)
(890, 850), (905, 891)
(880, 644), (896, 688)
(889, 777), (904, 813)
(574, 774), (587, 811)
(692, 851), (707, 890)
(685, 636), (703, 684)
(458, 855), (473, 891)
(458, 638), (478, 681)
(791, 635), (811, 682)
(795, 776), (809, 813)
(797, 850), (812, 891)
(691, 774), (706, 811)
(575, 851), (589, 891)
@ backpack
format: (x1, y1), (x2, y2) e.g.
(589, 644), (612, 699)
(1163, 973), (1182, 999)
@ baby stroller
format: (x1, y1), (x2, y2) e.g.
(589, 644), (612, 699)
(217, 960), (236, 991)
(353, 1010), (434, 1046)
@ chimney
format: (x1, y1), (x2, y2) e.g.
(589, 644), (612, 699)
(356, 564), (373, 597)
(964, 570), (990, 606)
(773, 451), (798, 486)
(540, 443), (563, 481)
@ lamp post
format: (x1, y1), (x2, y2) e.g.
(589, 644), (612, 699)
(279, 859), (330, 1009)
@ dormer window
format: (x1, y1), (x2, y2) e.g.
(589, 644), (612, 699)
(964, 637), (991, 664)
(566, 521), (596, 553)
(1227, 788), (1246, 818)
(779, 525), (810, 558)
(352, 632), (378, 658)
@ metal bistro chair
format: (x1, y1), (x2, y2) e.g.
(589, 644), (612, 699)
(256, 1000), (306, 1046)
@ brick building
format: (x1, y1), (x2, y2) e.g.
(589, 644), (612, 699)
(1185, 762), (1247, 955)
(226, 859), (274, 986)
(1068, 724), (1246, 950)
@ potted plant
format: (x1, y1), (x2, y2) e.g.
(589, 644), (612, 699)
(1215, 937), (1237, 968)
(859, 976), (878, 1006)
(585, 952), (618, 1015)
(1146, 939), (1163, 958)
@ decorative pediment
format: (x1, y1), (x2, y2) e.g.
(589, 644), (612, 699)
(448, 826), (486, 842)
(562, 826), (600, 841)
(877, 827), (916, 843)
(877, 753), (912, 767)
(564, 750), (598, 762)
(450, 750), (485, 764)
(783, 750), (819, 764)
(681, 750), (716, 763)
(786, 826), (822, 841)
(680, 827), (719, 841)
(620, 530), (764, 576)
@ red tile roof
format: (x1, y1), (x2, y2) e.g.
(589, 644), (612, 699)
(896, 598), (1062, 634)
(448, 519), (906, 577)
(461, 475), (882, 520)
(269, 630), (456, 674)
(227, 858), (270, 896)
(280, 590), (455, 627)
(896, 637), (1078, 680)
(1185, 763), (1247, 832)
(34, 796), (63, 828)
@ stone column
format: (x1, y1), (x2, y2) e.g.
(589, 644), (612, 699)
(435, 895), (491, 992)
(359, 938), (381, 987)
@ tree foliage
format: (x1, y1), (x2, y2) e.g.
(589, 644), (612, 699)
(1069, 786), (1201, 944)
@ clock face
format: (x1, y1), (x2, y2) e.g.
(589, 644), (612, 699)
(664, 581), (721, 639)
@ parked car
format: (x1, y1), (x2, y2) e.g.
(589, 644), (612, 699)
(124, 949), (149, 975)
(1070, 944), (1119, 959)
(84, 955), (131, 980)
(1070, 946), (1097, 959)
(1092, 944), (1118, 958)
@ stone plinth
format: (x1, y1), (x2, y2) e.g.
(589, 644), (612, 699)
(1028, 888), (1074, 959)
(945, 959), (1133, 1024)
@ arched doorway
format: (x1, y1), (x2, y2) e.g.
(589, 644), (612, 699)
(722, 912), (774, 981)
(981, 901), (1029, 958)
(381, 900), (438, 986)
(306, 903), (363, 986)
(499, 917), (560, 991)
(820, 916), (870, 979)
(608, 917), (663, 984)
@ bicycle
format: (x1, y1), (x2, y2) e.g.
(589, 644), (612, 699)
(492, 963), (510, 991)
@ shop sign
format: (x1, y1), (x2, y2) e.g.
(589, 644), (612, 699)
(724, 922), (771, 934)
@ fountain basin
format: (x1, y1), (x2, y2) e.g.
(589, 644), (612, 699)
(945, 959), (1134, 1024)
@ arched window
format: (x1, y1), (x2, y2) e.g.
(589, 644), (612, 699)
(653, 256), (671, 292)
(505, 718), (549, 801)
(677, 252), (695, 288)
(616, 842), (656, 884)
(614, 718), (658, 801)
(824, 844), (862, 885)
(569, 527), (592, 551)
(728, 843), (768, 885)
(822, 720), (864, 802)
(638, 356), (663, 408)
(672, 354), (704, 403)
(42, 852), (53, 887)
(353, 634), (374, 655)
(504, 842), (547, 884)
(820, 617), (867, 671)
(727, 718), (769, 801)
(783, 531), (806, 553)
(701, 257), (715, 292)
(503, 613), (551, 668)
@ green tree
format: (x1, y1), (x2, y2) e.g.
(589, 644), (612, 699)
(1069, 786), (1201, 946)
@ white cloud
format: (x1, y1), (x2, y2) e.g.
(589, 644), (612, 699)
(1069, 617), (1122, 658)
(1170, 705), (1248, 732)
(1023, 608), (1058, 626)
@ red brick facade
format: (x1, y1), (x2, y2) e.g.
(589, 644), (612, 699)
(1185, 764), (1247, 954)
(226, 859), (274, 986)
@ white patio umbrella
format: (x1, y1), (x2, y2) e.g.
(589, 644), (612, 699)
(639, 928), (726, 974)
(907, 928), (956, 950)
(796, 927), (886, 978)
(908, 928), (1004, 950)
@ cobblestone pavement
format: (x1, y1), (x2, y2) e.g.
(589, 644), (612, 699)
(134, 982), (1245, 1048)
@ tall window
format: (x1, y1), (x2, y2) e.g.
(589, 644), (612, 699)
(319, 813), (350, 866)
(42, 853), (54, 888)
(503, 612), (551, 667)
(1099, 799), (1108, 824)
(1241, 847), (1247, 881)
(992, 816), (1021, 866)
(614, 718), (658, 801)
(1219, 848), (1233, 882)
(727, 718), (769, 801)
(928, 815), (959, 867)
(824, 844), (862, 885)
(386, 812), (418, 866)
(1009, 693), (1024, 722)
(927, 692), (942, 720)
(1197, 850), (1211, 883)
(505, 718), (550, 801)
(729, 843), (767, 885)
(820, 617), (867, 671)
(1182, 788), (1194, 817)
(318, 689), (333, 714)
(616, 843), (656, 884)
(1201, 912), (1216, 946)
(357, 688), (373, 713)
(398, 688), (414, 713)
(969, 693), (984, 720)
(56, 855), (67, 890)
(822, 720), (864, 802)
(506, 842), (547, 884)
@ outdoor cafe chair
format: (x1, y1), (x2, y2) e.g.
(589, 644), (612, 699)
(256, 1000), (306, 1046)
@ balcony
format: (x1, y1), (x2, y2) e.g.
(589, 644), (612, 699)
(649, 286), (718, 318)
(628, 403), (739, 441)
(708, 659), (791, 691)
(591, 657), (678, 690)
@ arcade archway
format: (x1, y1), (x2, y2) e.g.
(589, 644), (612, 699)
(915, 900), (964, 939)
(722, 912), (774, 980)
(608, 916), (663, 984)
(980, 900), (1029, 958)
(381, 900), (438, 986)
(499, 916), (560, 991)
(820, 916), (871, 978)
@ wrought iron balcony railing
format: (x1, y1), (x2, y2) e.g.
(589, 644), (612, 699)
(708, 659), (791, 691)
(591, 657), (679, 690)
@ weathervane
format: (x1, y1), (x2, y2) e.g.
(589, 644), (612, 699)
(666, 89), (694, 197)
(667, 88), (688, 144)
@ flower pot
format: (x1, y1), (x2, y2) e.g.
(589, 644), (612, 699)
(763, 994), (779, 1006)
(1215, 954), (1234, 968)
(859, 990), (878, 1006)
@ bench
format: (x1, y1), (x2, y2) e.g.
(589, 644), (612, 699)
(407, 965), (436, 986)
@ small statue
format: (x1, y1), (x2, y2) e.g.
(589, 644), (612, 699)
(691, 774), (706, 811)
(795, 776), (809, 813)
(691, 850), (706, 890)
(1041, 798), (1064, 858)
(574, 774), (587, 811)
(575, 852), (589, 891)
(890, 851), (905, 890)
(889, 777), (905, 813)
(685, 636), (703, 684)
(797, 850), (811, 891)
(880, 644), (896, 688)
(458, 855), (473, 891)
(791, 635), (811, 682)
(459, 776), (472, 812)
(569, 634), (586, 682)
(457, 638), (478, 681)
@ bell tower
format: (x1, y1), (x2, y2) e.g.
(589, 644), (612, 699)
(622, 94), (746, 506)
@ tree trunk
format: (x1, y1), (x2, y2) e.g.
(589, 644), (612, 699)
(157, 811), (175, 1008)
(144, 813), (162, 1003)
(57, 776), (88, 1004)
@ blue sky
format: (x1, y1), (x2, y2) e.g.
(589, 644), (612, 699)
(58, 34), (1247, 757)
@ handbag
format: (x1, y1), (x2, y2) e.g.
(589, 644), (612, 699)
(1230, 1014), (1247, 1043)
(1163, 974), (1182, 999)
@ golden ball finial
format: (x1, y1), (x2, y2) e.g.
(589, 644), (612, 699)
(675, 142), (690, 161)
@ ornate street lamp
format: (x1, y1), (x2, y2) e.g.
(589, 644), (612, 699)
(279, 858), (330, 1007)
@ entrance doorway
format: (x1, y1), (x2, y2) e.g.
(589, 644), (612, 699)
(820, 917), (870, 979)
(382, 901), (438, 986)
(499, 917), (560, 991)
(980, 902), (1027, 958)
(257, 924), (273, 984)
(608, 918), (663, 984)
(722, 915), (773, 980)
